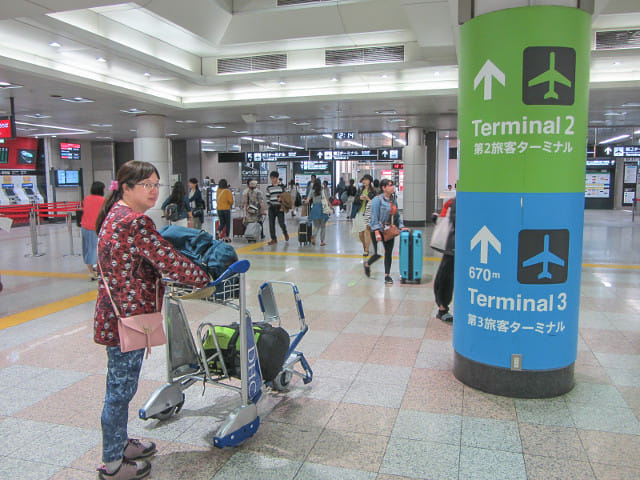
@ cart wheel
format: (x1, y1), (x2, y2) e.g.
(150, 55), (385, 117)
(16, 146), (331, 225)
(152, 395), (184, 421)
(272, 370), (293, 391)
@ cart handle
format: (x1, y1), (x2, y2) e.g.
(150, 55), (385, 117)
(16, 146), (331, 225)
(207, 259), (250, 287)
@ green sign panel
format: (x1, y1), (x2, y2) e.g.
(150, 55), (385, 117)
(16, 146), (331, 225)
(458, 6), (591, 193)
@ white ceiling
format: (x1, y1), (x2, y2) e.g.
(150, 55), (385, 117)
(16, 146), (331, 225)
(0, 0), (638, 146)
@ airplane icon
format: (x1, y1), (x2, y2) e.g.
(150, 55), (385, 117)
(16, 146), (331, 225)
(527, 51), (571, 100)
(521, 234), (565, 279)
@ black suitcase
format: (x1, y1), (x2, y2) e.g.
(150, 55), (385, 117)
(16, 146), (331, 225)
(298, 222), (312, 245)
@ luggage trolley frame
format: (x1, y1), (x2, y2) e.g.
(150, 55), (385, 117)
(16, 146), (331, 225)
(257, 281), (313, 390)
(139, 259), (262, 447)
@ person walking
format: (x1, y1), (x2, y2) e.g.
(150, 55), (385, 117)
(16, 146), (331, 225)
(266, 171), (289, 245)
(306, 179), (329, 246)
(434, 197), (456, 322)
(187, 178), (205, 229)
(364, 178), (405, 285)
(94, 160), (210, 480)
(81, 181), (105, 280)
(161, 181), (191, 227)
(288, 179), (300, 217)
(215, 179), (233, 242)
(351, 174), (375, 256)
(345, 178), (358, 218)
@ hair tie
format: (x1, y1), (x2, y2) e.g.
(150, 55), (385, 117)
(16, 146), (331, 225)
(109, 180), (119, 191)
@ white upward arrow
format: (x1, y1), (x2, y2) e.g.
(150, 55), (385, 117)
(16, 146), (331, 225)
(470, 226), (501, 264)
(473, 60), (506, 101)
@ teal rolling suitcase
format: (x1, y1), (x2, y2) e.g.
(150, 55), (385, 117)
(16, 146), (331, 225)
(399, 229), (423, 284)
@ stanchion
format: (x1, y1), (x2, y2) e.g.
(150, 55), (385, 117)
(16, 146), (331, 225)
(64, 212), (81, 257)
(27, 210), (45, 257)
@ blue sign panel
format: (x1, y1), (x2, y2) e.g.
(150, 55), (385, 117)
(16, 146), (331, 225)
(453, 191), (584, 370)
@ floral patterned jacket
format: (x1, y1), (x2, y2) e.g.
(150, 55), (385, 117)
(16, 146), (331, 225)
(94, 203), (210, 346)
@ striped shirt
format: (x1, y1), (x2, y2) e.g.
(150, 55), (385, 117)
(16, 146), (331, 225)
(266, 183), (285, 206)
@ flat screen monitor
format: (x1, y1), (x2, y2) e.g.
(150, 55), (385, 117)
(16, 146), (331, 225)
(60, 142), (81, 160)
(56, 169), (80, 187)
(0, 116), (16, 139)
(17, 149), (36, 164)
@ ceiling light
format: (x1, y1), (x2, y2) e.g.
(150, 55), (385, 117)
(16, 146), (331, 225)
(24, 113), (51, 119)
(201, 140), (215, 144)
(232, 130), (249, 134)
(143, 72), (151, 77)
(612, 61), (621, 65)
(279, 80), (286, 86)
(95, 136), (112, 140)
(120, 108), (146, 114)
(241, 136), (265, 143)
(48, 41), (61, 48)
(382, 132), (393, 138)
(603, 112), (626, 116)
(395, 139), (407, 146)
(599, 134), (631, 144)
(17, 127), (37, 132)
(166, 133), (178, 136)
(343, 140), (366, 148)
(271, 141), (303, 150)
(176, 119), (197, 123)
(376, 110), (397, 115)
(0, 82), (23, 89)
(621, 102), (640, 107)
(434, 71), (441, 76)
(90, 123), (112, 127)
(61, 97), (95, 103)
(331, 77), (338, 82)
(96, 57), (107, 63)
(206, 125), (226, 129)
(388, 118), (406, 123)
(322, 134), (332, 139)
(268, 115), (290, 120)
(634, 129), (640, 135)
(381, 74), (388, 79)
(292, 122), (311, 126)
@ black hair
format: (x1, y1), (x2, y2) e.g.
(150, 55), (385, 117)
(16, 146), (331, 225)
(167, 181), (186, 204)
(313, 179), (322, 195)
(189, 178), (199, 190)
(380, 178), (394, 188)
(269, 171), (278, 178)
(95, 160), (160, 234)
(218, 179), (228, 189)
(90, 181), (105, 196)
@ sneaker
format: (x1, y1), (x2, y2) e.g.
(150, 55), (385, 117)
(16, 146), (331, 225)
(384, 276), (393, 285)
(284, 233), (290, 241)
(98, 459), (151, 480)
(123, 438), (156, 461)
(267, 240), (277, 245)
(363, 263), (371, 278)
(436, 309), (448, 319)
(440, 312), (453, 323)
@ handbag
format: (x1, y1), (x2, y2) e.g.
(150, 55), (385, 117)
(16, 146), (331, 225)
(430, 208), (451, 252)
(98, 264), (166, 358)
(380, 195), (401, 241)
(321, 191), (333, 215)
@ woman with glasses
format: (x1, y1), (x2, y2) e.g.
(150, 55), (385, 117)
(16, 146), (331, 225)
(364, 178), (405, 285)
(94, 161), (210, 480)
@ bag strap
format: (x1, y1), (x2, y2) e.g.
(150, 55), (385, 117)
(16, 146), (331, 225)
(98, 263), (159, 318)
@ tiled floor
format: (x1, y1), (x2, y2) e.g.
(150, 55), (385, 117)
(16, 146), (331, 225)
(0, 209), (639, 480)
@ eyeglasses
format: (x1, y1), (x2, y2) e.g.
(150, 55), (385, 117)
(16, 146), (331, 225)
(135, 182), (163, 192)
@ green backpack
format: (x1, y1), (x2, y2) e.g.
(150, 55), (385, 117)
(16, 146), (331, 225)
(202, 322), (289, 382)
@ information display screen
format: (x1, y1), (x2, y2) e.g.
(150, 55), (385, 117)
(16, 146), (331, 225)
(0, 116), (16, 139)
(247, 151), (310, 162)
(60, 142), (81, 160)
(585, 173), (610, 198)
(56, 169), (81, 187)
(17, 149), (36, 164)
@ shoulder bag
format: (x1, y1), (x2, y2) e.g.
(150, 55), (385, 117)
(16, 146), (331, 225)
(380, 195), (401, 241)
(430, 208), (451, 252)
(321, 191), (333, 215)
(99, 264), (166, 358)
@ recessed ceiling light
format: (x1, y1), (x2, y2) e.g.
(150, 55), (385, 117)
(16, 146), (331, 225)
(120, 108), (146, 114)
(90, 123), (112, 127)
(603, 112), (627, 116)
(387, 118), (406, 123)
(129, 129), (137, 132)
(48, 41), (61, 48)
(292, 122), (311, 126)
(176, 119), (197, 123)
(375, 110), (398, 115)
(612, 61), (622, 65)
(24, 113), (51, 119)
(166, 133), (178, 136)
(621, 102), (640, 107)
(96, 57), (107, 63)
(599, 134), (631, 144)
(634, 129), (640, 135)
(95, 136), (112, 140)
(61, 97), (95, 103)
(206, 125), (226, 129)
(201, 140), (215, 144)
(381, 74), (388, 79)
(434, 71), (441, 76)
(0, 82), (23, 89)
(269, 115), (290, 120)
(331, 77), (338, 82)
(232, 130), (249, 134)
(322, 134), (333, 139)
(143, 72), (151, 77)
(279, 80), (286, 86)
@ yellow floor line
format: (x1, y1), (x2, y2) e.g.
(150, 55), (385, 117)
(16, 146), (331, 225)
(0, 270), (89, 279)
(0, 290), (97, 330)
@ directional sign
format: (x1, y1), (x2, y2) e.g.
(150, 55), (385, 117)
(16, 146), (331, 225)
(473, 59), (505, 101)
(470, 225), (501, 264)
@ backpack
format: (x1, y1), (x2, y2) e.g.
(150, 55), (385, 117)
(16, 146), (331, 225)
(202, 322), (290, 382)
(165, 203), (180, 222)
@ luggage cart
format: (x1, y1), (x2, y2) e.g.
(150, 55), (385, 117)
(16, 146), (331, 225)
(139, 260), (312, 448)
(258, 281), (313, 390)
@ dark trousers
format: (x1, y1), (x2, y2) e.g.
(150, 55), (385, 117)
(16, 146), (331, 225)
(434, 254), (454, 310)
(217, 209), (231, 238)
(268, 205), (288, 241)
(368, 230), (395, 275)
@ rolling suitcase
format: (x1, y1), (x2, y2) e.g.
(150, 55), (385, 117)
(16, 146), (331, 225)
(245, 222), (261, 243)
(399, 229), (423, 284)
(298, 222), (312, 245)
(233, 217), (246, 237)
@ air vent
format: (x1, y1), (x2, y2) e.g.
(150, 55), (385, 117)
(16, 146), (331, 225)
(277, 0), (332, 6)
(325, 45), (405, 66)
(595, 29), (640, 50)
(217, 54), (287, 74)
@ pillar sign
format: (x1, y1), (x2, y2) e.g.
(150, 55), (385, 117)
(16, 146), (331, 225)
(454, 6), (591, 397)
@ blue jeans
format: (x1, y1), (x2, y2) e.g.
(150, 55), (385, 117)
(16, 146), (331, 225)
(101, 346), (145, 462)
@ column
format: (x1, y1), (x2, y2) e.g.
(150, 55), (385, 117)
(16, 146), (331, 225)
(403, 127), (427, 227)
(134, 114), (170, 225)
(454, 5), (591, 397)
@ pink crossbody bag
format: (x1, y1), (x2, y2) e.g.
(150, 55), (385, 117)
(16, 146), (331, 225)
(99, 264), (166, 358)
